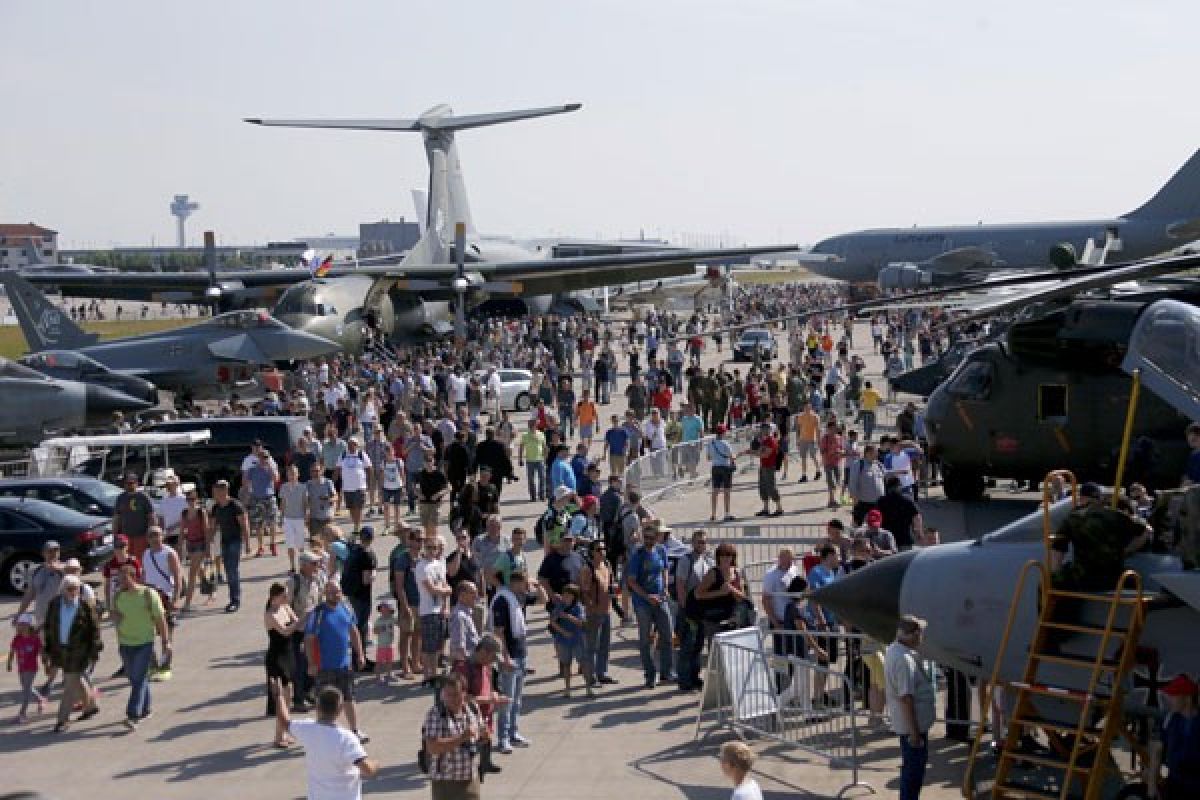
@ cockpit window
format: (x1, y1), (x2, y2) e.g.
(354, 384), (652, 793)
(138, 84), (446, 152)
(205, 310), (286, 329)
(0, 359), (50, 380)
(946, 360), (993, 401)
(275, 287), (334, 317)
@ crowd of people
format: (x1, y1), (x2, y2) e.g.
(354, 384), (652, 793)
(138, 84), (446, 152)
(11, 279), (1200, 800)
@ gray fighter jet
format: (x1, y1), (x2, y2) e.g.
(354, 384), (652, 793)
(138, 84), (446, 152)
(0, 358), (153, 445)
(0, 271), (340, 399)
(19, 350), (159, 404)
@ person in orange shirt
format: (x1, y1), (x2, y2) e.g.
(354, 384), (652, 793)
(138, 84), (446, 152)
(576, 390), (599, 450)
(794, 403), (821, 482)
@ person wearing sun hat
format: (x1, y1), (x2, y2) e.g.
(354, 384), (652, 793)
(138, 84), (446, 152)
(1149, 674), (1200, 799)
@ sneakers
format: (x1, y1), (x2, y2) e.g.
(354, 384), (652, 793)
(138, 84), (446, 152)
(585, 685), (596, 698)
(597, 675), (618, 685)
(799, 475), (809, 483)
(496, 740), (513, 754)
(123, 717), (138, 730)
(510, 733), (531, 747)
(79, 707), (100, 721)
(755, 509), (771, 517)
(225, 603), (239, 613)
(355, 730), (370, 744)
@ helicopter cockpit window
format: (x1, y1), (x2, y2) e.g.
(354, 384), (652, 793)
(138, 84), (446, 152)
(1037, 384), (1068, 423)
(946, 361), (993, 401)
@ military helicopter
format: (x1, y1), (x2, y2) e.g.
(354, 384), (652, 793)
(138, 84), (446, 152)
(922, 254), (1200, 501)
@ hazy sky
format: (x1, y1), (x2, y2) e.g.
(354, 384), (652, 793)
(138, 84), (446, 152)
(3, 1), (1198, 249)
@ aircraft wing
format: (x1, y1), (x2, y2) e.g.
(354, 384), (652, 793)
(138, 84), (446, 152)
(206, 333), (271, 364)
(936, 252), (1200, 329)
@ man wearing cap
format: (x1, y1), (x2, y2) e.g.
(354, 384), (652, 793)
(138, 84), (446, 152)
(860, 510), (898, 558)
(44, 574), (102, 732)
(338, 437), (372, 533)
(885, 614), (936, 800)
(289, 551), (326, 710)
(626, 520), (675, 688)
(706, 424), (736, 522)
(113, 472), (155, 560)
(15, 540), (65, 630)
(1149, 674), (1200, 798)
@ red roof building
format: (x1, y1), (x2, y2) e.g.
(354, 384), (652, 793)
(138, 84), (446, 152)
(0, 223), (59, 269)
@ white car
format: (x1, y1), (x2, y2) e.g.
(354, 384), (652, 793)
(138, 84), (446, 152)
(477, 368), (534, 412)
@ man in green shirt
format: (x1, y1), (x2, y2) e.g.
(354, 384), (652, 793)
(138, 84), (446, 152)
(112, 564), (171, 729)
(519, 420), (547, 502)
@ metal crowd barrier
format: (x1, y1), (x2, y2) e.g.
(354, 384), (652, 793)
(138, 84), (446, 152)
(696, 627), (875, 798)
(623, 426), (757, 503)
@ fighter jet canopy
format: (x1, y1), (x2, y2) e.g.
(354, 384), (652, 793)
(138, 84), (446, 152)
(1122, 298), (1200, 421)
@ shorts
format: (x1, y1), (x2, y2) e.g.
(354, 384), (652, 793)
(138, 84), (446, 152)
(554, 639), (585, 666)
(420, 613), (447, 654)
(711, 465), (734, 490)
(344, 489), (366, 510)
(316, 668), (355, 700)
(419, 502), (440, 528)
(282, 518), (307, 549)
(797, 441), (816, 460)
(375, 645), (394, 665)
(580, 424), (594, 440)
(249, 496), (279, 527)
(382, 487), (404, 504)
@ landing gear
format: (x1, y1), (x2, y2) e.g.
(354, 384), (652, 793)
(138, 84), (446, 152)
(942, 463), (986, 502)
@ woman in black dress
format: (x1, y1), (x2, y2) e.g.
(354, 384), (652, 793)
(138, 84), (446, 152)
(264, 581), (300, 746)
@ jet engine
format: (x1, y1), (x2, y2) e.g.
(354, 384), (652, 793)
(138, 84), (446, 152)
(876, 263), (933, 291)
(1048, 242), (1077, 269)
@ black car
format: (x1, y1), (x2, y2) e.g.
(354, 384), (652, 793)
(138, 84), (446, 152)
(78, 416), (309, 495)
(0, 476), (123, 518)
(0, 497), (114, 594)
(732, 329), (778, 362)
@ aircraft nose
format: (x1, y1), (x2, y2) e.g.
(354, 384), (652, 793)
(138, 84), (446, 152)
(119, 376), (159, 404)
(85, 384), (155, 418)
(809, 548), (918, 644)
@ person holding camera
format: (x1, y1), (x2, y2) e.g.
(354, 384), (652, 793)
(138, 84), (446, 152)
(423, 671), (485, 799)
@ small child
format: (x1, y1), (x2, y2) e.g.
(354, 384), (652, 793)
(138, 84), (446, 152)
(374, 599), (397, 684)
(7, 613), (44, 723)
(548, 584), (591, 698)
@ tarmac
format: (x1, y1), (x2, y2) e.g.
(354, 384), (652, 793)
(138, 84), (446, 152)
(0, 315), (1043, 799)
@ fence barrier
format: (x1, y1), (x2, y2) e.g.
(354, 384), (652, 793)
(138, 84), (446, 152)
(696, 626), (875, 798)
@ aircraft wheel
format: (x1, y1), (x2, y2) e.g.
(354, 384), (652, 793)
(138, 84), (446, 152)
(515, 393), (531, 412)
(941, 464), (985, 502)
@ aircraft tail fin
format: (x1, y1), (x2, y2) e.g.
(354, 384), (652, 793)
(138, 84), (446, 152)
(411, 189), (428, 233)
(246, 103), (581, 238)
(1126, 146), (1200, 224)
(0, 271), (97, 351)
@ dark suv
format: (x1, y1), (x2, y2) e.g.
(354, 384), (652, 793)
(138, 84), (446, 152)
(78, 417), (309, 496)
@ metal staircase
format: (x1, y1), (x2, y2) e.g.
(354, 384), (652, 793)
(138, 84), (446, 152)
(964, 471), (1148, 800)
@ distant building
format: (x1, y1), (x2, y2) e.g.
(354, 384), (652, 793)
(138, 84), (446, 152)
(359, 218), (420, 257)
(0, 223), (58, 269)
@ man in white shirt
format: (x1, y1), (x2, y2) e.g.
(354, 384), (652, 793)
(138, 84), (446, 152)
(447, 367), (469, 409)
(486, 368), (503, 419)
(338, 437), (372, 533)
(887, 438), (917, 497)
(273, 683), (377, 799)
(156, 476), (187, 554)
(415, 534), (452, 682)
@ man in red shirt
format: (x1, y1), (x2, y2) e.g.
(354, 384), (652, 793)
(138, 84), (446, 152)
(819, 419), (845, 509)
(744, 422), (784, 517)
(651, 384), (673, 415)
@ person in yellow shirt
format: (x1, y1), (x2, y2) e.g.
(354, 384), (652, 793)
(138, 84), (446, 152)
(860, 380), (882, 441)
(519, 419), (547, 502)
(794, 403), (821, 482)
(576, 390), (599, 450)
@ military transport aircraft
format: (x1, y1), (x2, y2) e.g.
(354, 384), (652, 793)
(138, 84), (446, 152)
(0, 271), (340, 400)
(0, 358), (152, 445)
(22, 103), (794, 351)
(802, 143), (1200, 289)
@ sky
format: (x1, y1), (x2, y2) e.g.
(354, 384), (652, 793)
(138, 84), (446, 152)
(2, 0), (1198, 250)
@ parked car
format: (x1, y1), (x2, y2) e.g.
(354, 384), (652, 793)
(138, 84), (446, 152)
(0, 476), (123, 517)
(476, 368), (534, 412)
(78, 416), (309, 496)
(731, 328), (778, 362)
(0, 497), (114, 594)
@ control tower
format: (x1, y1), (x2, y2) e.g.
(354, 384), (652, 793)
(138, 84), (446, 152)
(169, 194), (200, 247)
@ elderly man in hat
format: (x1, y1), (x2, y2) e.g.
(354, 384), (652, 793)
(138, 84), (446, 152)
(288, 550), (326, 710)
(44, 574), (103, 732)
(452, 633), (509, 777)
(626, 519), (675, 689)
(885, 614), (936, 800)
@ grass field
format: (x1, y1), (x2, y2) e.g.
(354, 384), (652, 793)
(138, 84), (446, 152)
(0, 318), (189, 360)
(731, 267), (815, 285)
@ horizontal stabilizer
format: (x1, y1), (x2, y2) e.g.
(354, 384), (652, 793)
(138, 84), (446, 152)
(244, 104), (581, 134)
(207, 333), (270, 364)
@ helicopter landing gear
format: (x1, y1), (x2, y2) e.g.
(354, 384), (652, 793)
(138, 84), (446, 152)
(941, 463), (986, 502)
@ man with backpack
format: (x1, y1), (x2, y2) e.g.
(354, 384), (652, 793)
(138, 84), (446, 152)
(340, 526), (378, 663)
(674, 530), (715, 692)
(306, 582), (369, 744)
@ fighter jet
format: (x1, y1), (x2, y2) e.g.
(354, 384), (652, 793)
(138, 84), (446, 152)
(18, 350), (159, 404)
(0, 271), (340, 399)
(803, 144), (1200, 289)
(0, 358), (153, 445)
